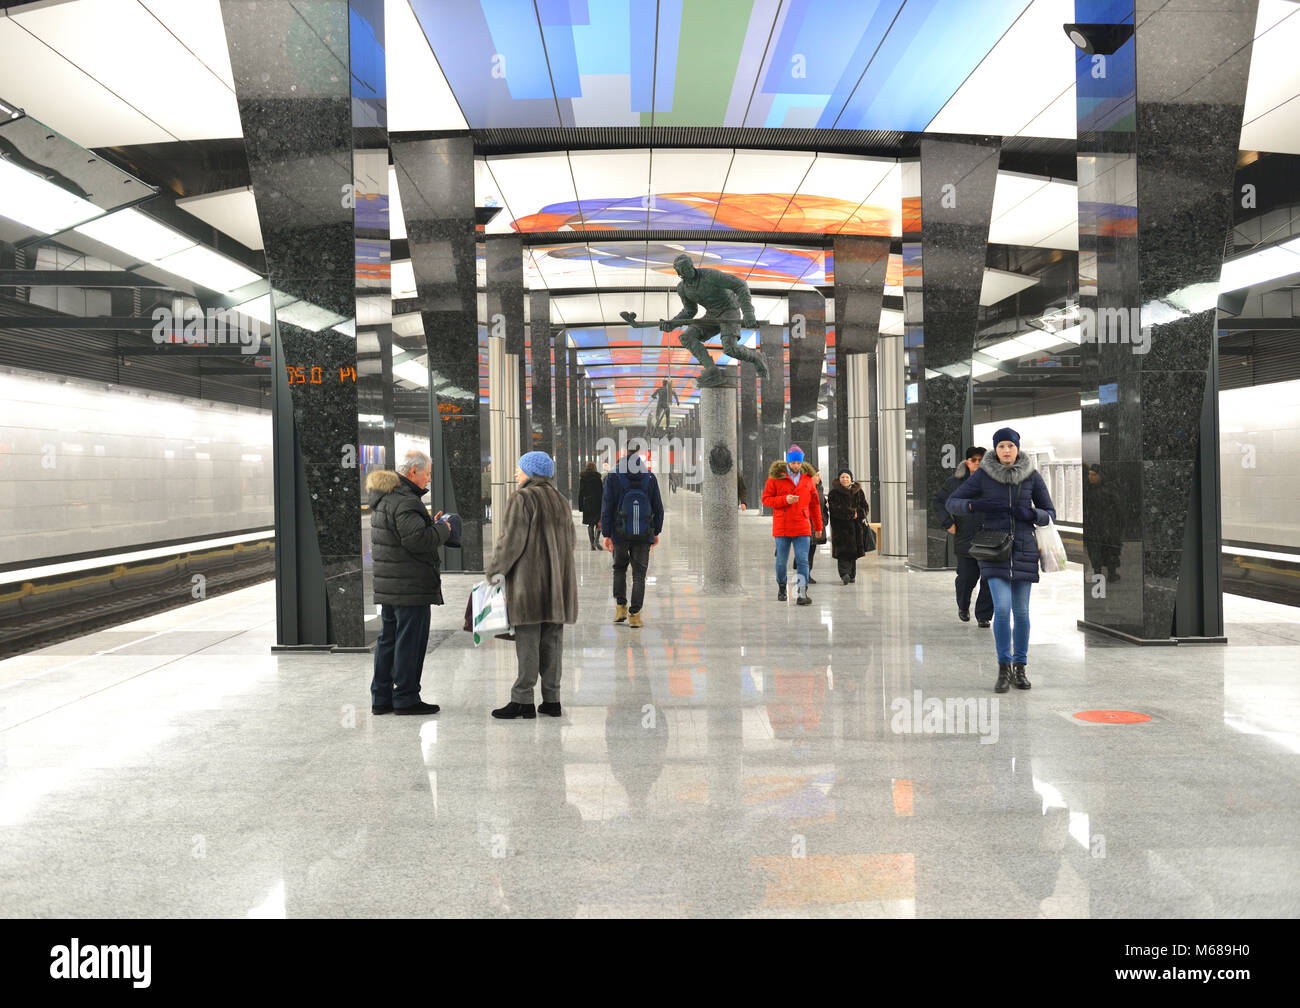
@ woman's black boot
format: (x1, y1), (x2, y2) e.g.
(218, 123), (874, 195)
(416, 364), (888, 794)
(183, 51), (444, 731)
(1011, 663), (1031, 689)
(995, 663), (1011, 693)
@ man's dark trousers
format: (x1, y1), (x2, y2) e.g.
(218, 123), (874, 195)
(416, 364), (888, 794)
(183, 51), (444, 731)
(955, 557), (993, 622)
(612, 542), (652, 614)
(372, 603), (431, 708)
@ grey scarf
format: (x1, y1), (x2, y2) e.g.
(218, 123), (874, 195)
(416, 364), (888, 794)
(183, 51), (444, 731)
(980, 451), (1036, 485)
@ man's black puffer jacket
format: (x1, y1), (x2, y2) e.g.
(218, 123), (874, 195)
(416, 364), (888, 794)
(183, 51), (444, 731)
(367, 470), (450, 606)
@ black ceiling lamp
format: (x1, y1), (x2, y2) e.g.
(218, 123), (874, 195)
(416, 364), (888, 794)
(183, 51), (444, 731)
(1063, 23), (1134, 55)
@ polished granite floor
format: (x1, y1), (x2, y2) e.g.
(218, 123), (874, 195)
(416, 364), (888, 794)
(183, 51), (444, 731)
(2, 494), (1298, 918)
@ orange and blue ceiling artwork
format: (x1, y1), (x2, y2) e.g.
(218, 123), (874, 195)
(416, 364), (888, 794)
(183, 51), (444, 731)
(513, 193), (893, 235)
(536, 242), (827, 285)
(409, 0), (1030, 131)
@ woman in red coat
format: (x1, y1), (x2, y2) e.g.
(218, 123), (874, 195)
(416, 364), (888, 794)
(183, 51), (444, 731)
(761, 445), (823, 605)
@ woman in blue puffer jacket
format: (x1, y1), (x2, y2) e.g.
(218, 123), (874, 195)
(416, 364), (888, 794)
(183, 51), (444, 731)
(946, 427), (1056, 693)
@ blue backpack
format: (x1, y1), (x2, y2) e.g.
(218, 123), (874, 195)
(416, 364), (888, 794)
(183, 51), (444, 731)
(617, 472), (653, 542)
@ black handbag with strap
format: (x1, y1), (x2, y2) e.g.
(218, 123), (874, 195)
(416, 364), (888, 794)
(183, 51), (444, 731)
(965, 482), (1018, 563)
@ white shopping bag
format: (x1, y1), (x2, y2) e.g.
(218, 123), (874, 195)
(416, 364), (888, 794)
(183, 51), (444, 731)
(471, 579), (511, 645)
(1036, 519), (1069, 573)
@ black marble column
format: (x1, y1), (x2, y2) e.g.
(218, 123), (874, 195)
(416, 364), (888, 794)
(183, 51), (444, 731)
(833, 236), (891, 476)
(787, 291), (827, 458)
(528, 291), (553, 455)
(390, 134), (483, 570)
(740, 357), (760, 508)
(759, 321), (786, 503)
(486, 236), (526, 457)
(1076, 0), (1251, 642)
(221, 0), (378, 647)
(568, 347), (581, 503)
(554, 333), (570, 497)
(905, 136), (999, 570)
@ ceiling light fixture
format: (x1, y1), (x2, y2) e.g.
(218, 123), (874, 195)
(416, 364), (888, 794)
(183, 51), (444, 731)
(0, 157), (102, 233)
(1062, 23), (1134, 55)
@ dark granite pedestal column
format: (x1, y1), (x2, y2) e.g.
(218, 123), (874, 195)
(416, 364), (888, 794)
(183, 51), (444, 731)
(528, 291), (553, 455)
(701, 378), (742, 593)
(787, 292), (826, 458)
(390, 134), (482, 570)
(905, 137), (1000, 570)
(759, 322), (786, 509)
(222, 0), (385, 648)
(740, 356), (760, 509)
(1075, 0), (1252, 643)
(487, 235), (526, 461)
(834, 236), (891, 483)
(554, 333), (570, 498)
(567, 347), (581, 506)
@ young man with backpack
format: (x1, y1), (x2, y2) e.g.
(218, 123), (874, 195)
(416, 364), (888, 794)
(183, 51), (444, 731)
(601, 443), (665, 629)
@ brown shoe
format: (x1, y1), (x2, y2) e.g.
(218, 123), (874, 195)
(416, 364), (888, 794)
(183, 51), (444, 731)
(614, 604), (628, 623)
(628, 611), (643, 628)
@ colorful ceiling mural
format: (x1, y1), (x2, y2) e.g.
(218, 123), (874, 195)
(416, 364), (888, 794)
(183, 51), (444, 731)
(409, 0), (1032, 132)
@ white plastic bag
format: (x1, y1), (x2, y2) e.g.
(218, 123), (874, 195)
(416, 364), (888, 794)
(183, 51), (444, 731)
(1036, 519), (1068, 573)
(471, 579), (510, 645)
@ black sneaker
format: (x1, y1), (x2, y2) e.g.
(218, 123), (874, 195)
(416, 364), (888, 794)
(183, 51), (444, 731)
(394, 701), (440, 715)
(777, 585), (787, 601)
(995, 663), (1011, 693)
(958, 609), (971, 622)
(977, 619), (990, 628)
(1011, 663), (1032, 690)
(796, 591), (811, 606)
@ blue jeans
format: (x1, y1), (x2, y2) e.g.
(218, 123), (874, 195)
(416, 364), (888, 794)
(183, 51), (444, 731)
(774, 535), (810, 588)
(987, 578), (1032, 664)
(371, 604), (431, 708)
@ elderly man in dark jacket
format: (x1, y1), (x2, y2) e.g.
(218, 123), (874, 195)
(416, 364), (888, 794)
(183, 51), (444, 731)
(366, 450), (452, 716)
(934, 446), (993, 627)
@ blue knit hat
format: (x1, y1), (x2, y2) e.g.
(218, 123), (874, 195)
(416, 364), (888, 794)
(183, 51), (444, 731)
(991, 427), (1020, 449)
(518, 451), (554, 478)
(785, 445), (805, 464)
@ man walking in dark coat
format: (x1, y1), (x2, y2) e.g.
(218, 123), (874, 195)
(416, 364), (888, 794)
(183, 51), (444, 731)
(934, 446), (993, 627)
(366, 450), (453, 716)
(601, 443), (665, 629)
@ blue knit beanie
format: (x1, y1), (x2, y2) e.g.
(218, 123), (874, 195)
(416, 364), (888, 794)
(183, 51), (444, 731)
(785, 445), (804, 464)
(518, 451), (554, 478)
(991, 427), (1020, 449)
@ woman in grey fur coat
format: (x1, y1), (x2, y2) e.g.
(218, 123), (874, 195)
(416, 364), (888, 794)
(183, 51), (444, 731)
(485, 451), (577, 720)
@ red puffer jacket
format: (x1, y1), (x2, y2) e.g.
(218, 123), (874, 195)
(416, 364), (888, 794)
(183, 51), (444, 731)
(761, 460), (824, 538)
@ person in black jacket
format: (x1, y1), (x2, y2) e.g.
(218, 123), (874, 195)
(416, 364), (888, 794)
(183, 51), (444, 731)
(577, 462), (604, 550)
(601, 444), (665, 628)
(934, 446), (993, 627)
(828, 468), (870, 583)
(947, 428), (1056, 694)
(366, 450), (452, 716)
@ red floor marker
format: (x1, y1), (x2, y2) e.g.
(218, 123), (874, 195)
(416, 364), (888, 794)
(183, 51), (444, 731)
(1074, 710), (1152, 724)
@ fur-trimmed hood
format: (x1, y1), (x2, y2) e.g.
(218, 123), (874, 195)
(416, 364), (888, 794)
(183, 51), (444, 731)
(768, 459), (816, 480)
(366, 470), (402, 494)
(980, 451), (1036, 485)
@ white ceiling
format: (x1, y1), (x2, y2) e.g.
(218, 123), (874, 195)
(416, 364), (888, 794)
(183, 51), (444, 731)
(0, 0), (240, 145)
(1241, 0), (1300, 155)
(175, 186), (263, 250)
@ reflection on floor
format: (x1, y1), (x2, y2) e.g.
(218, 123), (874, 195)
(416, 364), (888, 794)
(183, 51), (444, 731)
(2, 495), (1298, 917)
